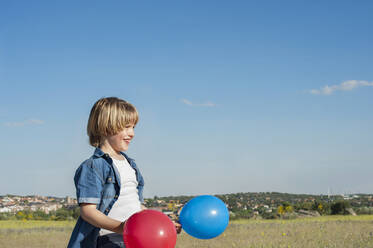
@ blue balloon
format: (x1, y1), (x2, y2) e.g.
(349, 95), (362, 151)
(179, 195), (229, 239)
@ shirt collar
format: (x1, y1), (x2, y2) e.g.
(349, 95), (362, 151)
(93, 147), (105, 158)
(120, 151), (134, 162)
(93, 147), (134, 162)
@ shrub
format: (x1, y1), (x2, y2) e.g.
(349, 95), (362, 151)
(331, 201), (350, 215)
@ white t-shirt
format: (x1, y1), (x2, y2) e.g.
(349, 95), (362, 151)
(99, 157), (142, 236)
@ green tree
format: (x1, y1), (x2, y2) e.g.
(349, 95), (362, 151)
(331, 200), (350, 215)
(72, 207), (80, 219)
(55, 208), (70, 220)
(312, 200), (331, 215)
(33, 210), (49, 220)
(16, 211), (27, 220)
(298, 202), (313, 211)
(235, 209), (253, 219)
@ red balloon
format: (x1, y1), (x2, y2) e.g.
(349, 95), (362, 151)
(123, 210), (177, 248)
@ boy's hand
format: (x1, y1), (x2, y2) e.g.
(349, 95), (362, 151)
(173, 221), (182, 234)
(113, 221), (126, 234)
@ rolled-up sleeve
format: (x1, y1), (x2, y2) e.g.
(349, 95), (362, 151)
(74, 160), (104, 205)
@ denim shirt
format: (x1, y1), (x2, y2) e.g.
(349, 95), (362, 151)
(67, 148), (144, 248)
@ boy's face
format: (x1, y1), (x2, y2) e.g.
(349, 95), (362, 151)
(107, 123), (135, 152)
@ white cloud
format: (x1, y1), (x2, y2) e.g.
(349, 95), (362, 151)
(28, 119), (44, 125)
(180, 99), (217, 107)
(4, 119), (45, 127)
(181, 99), (193, 106)
(310, 80), (373, 95)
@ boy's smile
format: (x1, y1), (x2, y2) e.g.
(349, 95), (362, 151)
(103, 124), (135, 154)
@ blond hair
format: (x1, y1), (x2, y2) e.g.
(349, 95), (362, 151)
(87, 97), (139, 147)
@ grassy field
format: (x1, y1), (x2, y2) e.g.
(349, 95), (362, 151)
(1, 216), (373, 247)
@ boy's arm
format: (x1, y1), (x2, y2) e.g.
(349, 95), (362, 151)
(80, 203), (124, 234)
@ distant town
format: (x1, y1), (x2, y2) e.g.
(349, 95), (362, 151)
(1, 192), (373, 220)
(0, 195), (77, 214)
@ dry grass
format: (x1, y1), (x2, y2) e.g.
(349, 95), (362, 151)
(0, 221), (74, 248)
(0, 220), (75, 230)
(0, 230), (71, 248)
(176, 216), (373, 248)
(1, 216), (373, 248)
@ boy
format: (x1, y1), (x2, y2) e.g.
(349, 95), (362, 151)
(68, 97), (180, 248)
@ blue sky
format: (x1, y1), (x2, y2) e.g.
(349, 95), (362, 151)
(1, 1), (372, 198)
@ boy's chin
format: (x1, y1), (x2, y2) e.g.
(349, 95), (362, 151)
(120, 145), (129, 151)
